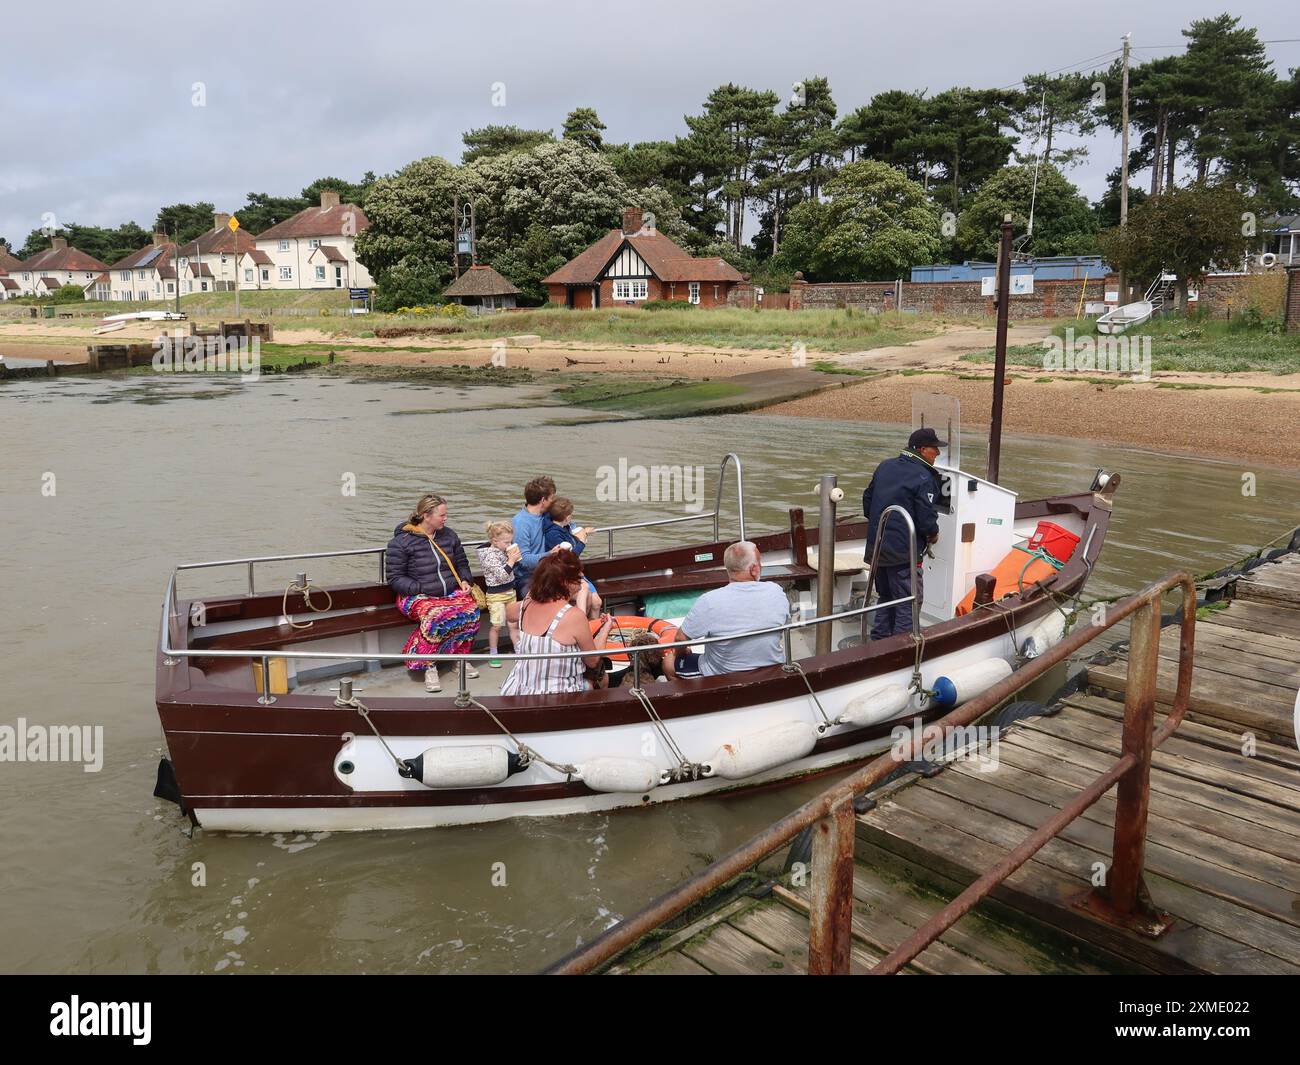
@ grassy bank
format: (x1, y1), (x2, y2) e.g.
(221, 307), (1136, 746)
(959, 315), (1300, 375)
(4, 298), (954, 351)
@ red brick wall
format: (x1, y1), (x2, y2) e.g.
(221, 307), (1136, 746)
(781, 277), (1114, 318)
(1285, 267), (1300, 332)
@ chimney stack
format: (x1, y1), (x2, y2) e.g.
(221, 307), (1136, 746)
(51, 236), (67, 250)
(320, 190), (341, 210)
(213, 211), (231, 231)
(152, 232), (168, 247)
(621, 207), (644, 236)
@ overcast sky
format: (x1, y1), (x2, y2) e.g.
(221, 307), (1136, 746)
(2, 0), (1295, 248)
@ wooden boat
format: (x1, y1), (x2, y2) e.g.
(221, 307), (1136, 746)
(154, 441), (1120, 832)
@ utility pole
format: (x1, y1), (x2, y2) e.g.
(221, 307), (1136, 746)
(1118, 31), (1132, 303)
(986, 216), (1014, 486)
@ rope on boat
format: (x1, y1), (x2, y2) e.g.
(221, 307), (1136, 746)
(628, 686), (701, 781)
(786, 662), (834, 729)
(463, 695), (579, 778)
(346, 696), (413, 774)
(282, 580), (333, 630)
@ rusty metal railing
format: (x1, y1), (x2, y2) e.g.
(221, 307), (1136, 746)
(544, 569), (1196, 975)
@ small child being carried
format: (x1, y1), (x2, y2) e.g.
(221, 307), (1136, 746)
(476, 521), (522, 667)
(543, 497), (602, 619)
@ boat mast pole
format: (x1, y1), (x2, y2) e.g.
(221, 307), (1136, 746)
(986, 216), (1013, 485)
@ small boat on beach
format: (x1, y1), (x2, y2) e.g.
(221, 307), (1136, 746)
(153, 398), (1119, 832)
(101, 310), (186, 323)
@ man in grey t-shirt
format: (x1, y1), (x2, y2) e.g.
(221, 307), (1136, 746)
(665, 542), (791, 679)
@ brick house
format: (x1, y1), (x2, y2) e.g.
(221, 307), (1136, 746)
(106, 233), (178, 302)
(252, 191), (373, 290)
(543, 208), (743, 308)
(177, 212), (259, 294)
(0, 245), (24, 300)
(15, 237), (109, 296)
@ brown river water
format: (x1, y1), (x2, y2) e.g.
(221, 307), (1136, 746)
(0, 371), (1296, 974)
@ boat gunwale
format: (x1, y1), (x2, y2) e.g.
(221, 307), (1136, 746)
(156, 490), (1110, 736)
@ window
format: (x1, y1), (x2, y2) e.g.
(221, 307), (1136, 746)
(613, 279), (648, 300)
(244, 268), (254, 282)
(167, 282), (174, 293)
(261, 269), (270, 282)
(155, 283), (160, 294)
(200, 281), (209, 292)
(137, 270), (147, 280)
(308, 238), (321, 249)
(22, 272), (29, 281)
(279, 266), (293, 281)
(315, 265), (326, 281)
(220, 254), (228, 265)
(120, 271), (131, 281)
(713, 285), (720, 302)
(278, 240), (290, 252)
(688, 282), (701, 305)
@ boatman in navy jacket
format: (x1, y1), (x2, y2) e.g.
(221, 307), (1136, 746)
(862, 427), (944, 639)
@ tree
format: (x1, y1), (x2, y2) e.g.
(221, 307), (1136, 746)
(786, 75), (838, 202)
(837, 90), (932, 179)
(562, 108), (607, 152)
(921, 88), (1019, 211)
(461, 124), (554, 163)
(354, 156), (462, 309)
(1015, 73), (1102, 169)
(1097, 183), (1252, 311)
(606, 140), (675, 189)
(153, 203), (216, 243)
(468, 139), (633, 299)
(17, 221), (150, 265)
(686, 84), (778, 249)
(779, 160), (941, 281)
(957, 164), (1098, 259)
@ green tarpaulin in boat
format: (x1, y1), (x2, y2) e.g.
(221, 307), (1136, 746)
(643, 590), (704, 620)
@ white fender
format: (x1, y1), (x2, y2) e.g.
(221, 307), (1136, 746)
(405, 745), (512, 788)
(836, 683), (911, 728)
(577, 756), (663, 793)
(930, 659), (1013, 709)
(1022, 611), (1067, 659)
(705, 721), (818, 781)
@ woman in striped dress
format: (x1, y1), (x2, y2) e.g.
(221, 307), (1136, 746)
(501, 552), (613, 695)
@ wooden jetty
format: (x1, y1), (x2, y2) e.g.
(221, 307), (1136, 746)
(550, 550), (1300, 976)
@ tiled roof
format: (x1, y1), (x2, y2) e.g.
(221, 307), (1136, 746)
(0, 278), (18, 290)
(0, 248), (24, 272)
(189, 263), (215, 278)
(38, 277), (63, 289)
(22, 245), (109, 272)
(542, 228), (743, 285)
(107, 242), (177, 272)
(443, 264), (521, 297)
(177, 226), (258, 258)
(256, 203), (369, 240)
(310, 244), (348, 263)
(242, 249), (273, 266)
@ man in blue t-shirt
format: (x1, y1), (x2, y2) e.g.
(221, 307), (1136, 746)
(512, 475), (563, 596)
(664, 542), (791, 679)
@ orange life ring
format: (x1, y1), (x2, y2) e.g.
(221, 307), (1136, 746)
(589, 615), (683, 663)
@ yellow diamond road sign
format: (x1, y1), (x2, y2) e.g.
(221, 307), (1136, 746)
(227, 216), (240, 232)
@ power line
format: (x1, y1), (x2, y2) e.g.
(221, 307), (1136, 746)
(998, 48), (1125, 91)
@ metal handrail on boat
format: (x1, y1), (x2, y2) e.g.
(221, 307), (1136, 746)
(164, 453), (747, 613)
(159, 500), (921, 709)
(543, 569), (1197, 975)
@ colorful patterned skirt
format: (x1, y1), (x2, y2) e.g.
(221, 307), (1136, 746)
(396, 591), (481, 671)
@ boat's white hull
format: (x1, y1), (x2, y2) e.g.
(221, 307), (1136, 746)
(1096, 301), (1153, 334)
(190, 628), (1018, 832)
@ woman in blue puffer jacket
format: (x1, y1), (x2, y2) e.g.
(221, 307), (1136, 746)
(386, 493), (481, 693)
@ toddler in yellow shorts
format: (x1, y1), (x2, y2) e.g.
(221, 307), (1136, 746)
(476, 521), (521, 667)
